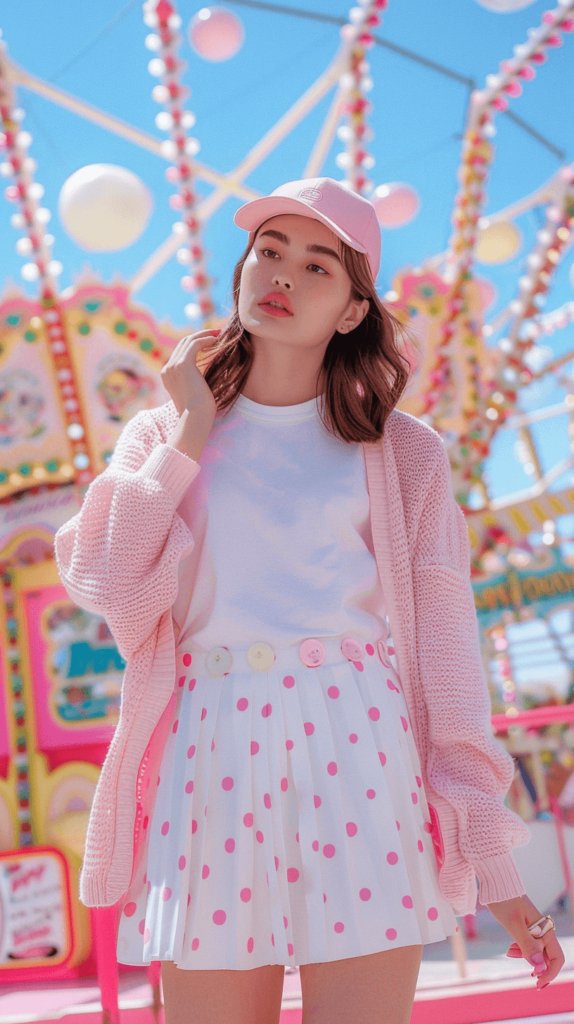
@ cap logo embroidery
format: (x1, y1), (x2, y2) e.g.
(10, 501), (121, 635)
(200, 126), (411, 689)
(299, 188), (322, 201)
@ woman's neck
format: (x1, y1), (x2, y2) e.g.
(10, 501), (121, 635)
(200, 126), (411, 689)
(241, 337), (326, 407)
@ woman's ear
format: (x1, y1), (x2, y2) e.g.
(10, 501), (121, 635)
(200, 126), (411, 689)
(337, 297), (369, 334)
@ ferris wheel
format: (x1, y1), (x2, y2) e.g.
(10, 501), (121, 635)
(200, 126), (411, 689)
(0, 0), (573, 574)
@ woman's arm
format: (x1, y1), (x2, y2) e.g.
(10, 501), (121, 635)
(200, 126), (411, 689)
(53, 406), (200, 661)
(411, 441), (531, 905)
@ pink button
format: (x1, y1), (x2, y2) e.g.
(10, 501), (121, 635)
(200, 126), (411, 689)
(341, 638), (364, 663)
(377, 639), (391, 666)
(299, 639), (326, 668)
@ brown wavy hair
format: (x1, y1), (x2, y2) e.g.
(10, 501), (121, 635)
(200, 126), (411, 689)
(201, 226), (412, 443)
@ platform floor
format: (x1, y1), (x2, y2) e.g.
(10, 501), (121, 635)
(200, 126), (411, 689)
(2, 902), (573, 1024)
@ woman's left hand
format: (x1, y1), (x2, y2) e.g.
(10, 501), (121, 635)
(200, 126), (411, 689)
(486, 893), (566, 989)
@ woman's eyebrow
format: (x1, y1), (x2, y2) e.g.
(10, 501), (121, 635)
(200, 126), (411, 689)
(307, 243), (341, 264)
(258, 229), (341, 264)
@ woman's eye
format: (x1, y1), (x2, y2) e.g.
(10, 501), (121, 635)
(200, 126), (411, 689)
(308, 263), (327, 274)
(261, 248), (279, 258)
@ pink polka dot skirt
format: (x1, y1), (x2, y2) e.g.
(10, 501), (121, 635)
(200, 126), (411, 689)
(116, 638), (457, 970)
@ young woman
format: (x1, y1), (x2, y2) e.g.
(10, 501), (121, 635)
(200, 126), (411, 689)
(55, 177), (565, 1024)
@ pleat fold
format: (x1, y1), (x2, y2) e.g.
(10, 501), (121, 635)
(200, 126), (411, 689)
(116, 641), (458, 970)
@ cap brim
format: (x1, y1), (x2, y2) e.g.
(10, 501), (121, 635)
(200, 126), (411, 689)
(234, 196), (369, 256)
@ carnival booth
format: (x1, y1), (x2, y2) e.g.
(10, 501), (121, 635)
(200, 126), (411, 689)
(1, 0), (574, 1020)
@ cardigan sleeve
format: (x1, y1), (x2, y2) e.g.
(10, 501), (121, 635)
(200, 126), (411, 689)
(412, 440), (532, 906)
(53, 407), (200, 661)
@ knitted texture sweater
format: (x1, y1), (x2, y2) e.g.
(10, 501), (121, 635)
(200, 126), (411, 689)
(53, 399), (531, 915)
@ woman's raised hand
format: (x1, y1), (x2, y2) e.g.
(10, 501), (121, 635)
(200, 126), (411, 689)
(487, 892), (565, 990)
(162, 329), (222, 462)
(161, 329), (221, 420)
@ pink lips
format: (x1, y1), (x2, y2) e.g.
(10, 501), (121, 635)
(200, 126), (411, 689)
(258, 291), (293, 317)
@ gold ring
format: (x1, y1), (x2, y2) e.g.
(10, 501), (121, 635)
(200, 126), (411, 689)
(527, 915), (555, 938)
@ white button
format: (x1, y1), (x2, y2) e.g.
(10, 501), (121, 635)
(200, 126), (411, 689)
(247, 642), (275, 672)
(206, 646), (232, 676)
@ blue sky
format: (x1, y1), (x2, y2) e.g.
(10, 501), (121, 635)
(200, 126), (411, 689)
(1, 0), (573, 505)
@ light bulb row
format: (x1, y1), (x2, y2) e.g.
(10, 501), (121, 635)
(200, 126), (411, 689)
(492, 189), (574, 408)
(0, 41), (93, 488)
(420, 270), (486, 472)
(336, 0), (387, 197)
(475, 2), (574, 115)
(0, 564), (32, 845)
(0, 51), (62, 287)
(435, 5), (574, 505)
(525, 299), (574, 341)
(447, 1), (574, 282)
(143, 0), (215, 323)
(473, 189), (574, 473)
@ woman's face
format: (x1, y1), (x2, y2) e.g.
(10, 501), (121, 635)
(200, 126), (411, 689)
(237, 214), (368, 352)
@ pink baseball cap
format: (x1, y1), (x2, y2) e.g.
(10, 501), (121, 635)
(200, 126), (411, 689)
(233, 177), (381, 280)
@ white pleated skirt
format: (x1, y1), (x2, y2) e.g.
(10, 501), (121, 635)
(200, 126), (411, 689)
(116, 634), (458, 970)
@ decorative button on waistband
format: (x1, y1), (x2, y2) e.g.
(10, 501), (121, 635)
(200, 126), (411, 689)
(299, 638), (325, 668)
(247, 642), (275, 672)
(341, 638), (364, 663)
(377, 639), (391, 667)
(206, 646), (232, 676)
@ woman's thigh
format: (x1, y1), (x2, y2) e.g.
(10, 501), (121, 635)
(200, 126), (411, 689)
(161, 960), (285, 1024)
(299, 944), (424, 1024)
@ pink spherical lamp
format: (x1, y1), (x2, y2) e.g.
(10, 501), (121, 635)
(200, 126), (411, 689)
(372, 182), (420, 229)
(188, 7), (245, 62)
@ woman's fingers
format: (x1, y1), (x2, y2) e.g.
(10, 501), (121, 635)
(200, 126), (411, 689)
(505, 942), (522, 958)
(193, 331), (222, 350)
(171, 329), (221, 359)
(534, 933), (566, 988)
(505, 933), (565, 988)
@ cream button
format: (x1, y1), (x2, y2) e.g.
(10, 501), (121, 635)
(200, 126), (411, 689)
(206, 646), (232, 676)
(247, 642), (275, 672)
(299, 638), (325, 668)
(341, 638), (364, 663)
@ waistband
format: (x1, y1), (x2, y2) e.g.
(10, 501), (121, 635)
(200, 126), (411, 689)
(175, 634), (395, 678)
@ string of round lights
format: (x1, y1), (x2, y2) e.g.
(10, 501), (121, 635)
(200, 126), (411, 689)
(527, 298), (574, 340)
(488, 176), (574, 407)
(336, 0), (387, 197)
(447, 0), (574, 282)
(0, 41), (97, 845)
(143, 0), (216, 324)
(420, 2), (574, 508)
(0, 39), (94, 494)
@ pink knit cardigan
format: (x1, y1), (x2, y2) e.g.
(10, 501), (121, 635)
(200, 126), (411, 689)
(53, 399), (531, 916)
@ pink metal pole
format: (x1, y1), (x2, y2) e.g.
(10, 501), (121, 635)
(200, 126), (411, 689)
(147, 960), (163, 1022)
(90, 904), (120, 1024)
(549, 794), (574, 933)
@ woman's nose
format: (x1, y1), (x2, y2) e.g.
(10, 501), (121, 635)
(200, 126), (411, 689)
(272, 272), (292, 290)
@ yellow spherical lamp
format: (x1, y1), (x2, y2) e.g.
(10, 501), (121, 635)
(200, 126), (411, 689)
(476, 220), (522, 264)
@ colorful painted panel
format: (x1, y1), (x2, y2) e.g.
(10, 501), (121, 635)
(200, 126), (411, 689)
(23, 585), (125, 748)
(0, 297), (71, 496)
(63, 283), (177, 475)
(0, 283), (183, 500)
(0, 847), (73, 968)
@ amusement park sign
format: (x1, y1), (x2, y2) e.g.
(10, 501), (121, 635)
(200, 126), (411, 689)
(473, 547), (574, 626)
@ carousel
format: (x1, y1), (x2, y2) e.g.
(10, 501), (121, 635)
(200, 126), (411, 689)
(0, 0), (574, 1021)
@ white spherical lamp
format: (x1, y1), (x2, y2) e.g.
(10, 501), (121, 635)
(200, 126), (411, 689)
(474, 0), (537, 11)
(58, 164), (153, 252)
(188, 7), (245, 62)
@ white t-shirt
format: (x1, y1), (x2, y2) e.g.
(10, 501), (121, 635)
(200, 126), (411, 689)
(172, 393), (388, 649)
